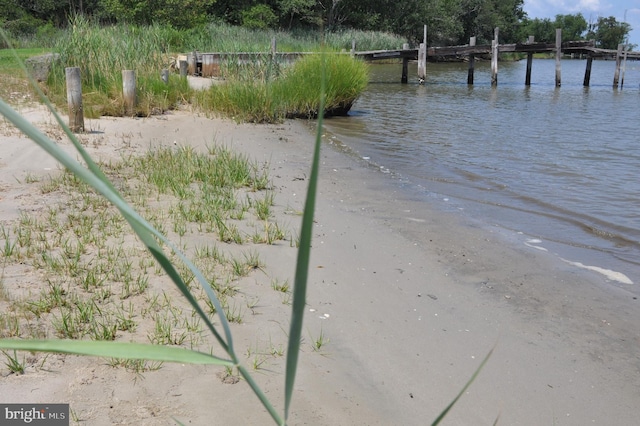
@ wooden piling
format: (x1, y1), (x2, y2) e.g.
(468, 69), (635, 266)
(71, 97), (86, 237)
(179, 60), (187, 77)
(467, 36), (476, 85)
(122, 70), (136, 117)
(351, 40), (356, 57)
(555, 29), (562, 87)
(621, 47), (628, 89)
(418, 43), (426, 81)
(583, 56), (593, 86)
(271, 37), (277, 58)
(161, 69), (169, 84)
(613, 44), (623, 88)
(525, 36), (534, 86)
(65, 67), (84, 133)
(402, 57), (409, 84)
(491, 28), (499, 86)
(417, 25), (427, 81)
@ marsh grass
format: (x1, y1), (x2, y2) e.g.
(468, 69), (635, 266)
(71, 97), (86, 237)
(37, 18), (375, 121)
(45, 16), (191, 117)
(196, 53), (369, 122)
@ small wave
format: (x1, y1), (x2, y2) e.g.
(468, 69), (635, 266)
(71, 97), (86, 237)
(561, 258), (634, 285)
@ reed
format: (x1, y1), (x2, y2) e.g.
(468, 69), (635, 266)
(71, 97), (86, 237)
(36, 18), (400, 118)
(195, 53), (369, 122)
(46, 16), (190, 117)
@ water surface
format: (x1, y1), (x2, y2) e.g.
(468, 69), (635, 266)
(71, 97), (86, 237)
(323, 59), (640, 286)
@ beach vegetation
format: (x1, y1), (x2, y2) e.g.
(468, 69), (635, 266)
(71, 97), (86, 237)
(0, 36), (491, 425)
(194, 52), (369, 122)
(2, 17), (369, 122)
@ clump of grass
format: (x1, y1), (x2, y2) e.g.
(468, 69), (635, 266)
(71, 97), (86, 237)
(274, 53), (369, 118)
(195, 53), (369, 123)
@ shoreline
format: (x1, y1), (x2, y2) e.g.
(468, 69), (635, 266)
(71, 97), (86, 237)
(0, 108), (638, 424)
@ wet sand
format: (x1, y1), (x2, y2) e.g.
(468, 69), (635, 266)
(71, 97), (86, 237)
(0, 104), (638, 425)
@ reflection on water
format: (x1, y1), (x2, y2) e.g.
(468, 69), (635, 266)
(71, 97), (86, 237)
(323, 59), (640, 282)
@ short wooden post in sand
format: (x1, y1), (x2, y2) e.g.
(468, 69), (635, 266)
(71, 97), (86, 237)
(65, 67), (84, 133)
(122, 70), (136, 117)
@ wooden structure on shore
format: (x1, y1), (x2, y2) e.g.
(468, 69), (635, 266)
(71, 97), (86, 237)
(183, 27), (639, 88)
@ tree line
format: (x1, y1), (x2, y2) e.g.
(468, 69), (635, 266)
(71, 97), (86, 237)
(0, 0), (633, 49)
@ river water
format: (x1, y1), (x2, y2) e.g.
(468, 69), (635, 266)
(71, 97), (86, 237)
(322, 58), (640, 286)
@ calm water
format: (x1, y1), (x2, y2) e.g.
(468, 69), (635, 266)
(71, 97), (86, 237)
(323, 59), (640, 285)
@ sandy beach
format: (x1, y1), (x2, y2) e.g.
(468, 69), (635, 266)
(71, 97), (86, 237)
(0, 101), (639, 425)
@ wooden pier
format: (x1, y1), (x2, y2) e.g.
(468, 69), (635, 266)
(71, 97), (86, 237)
(351, 26), (640, 87)
(184, 28), (639, 88)
(355, 27), (640, 87)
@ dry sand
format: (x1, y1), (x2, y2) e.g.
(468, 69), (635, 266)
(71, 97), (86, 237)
(0, 102), (639, 425)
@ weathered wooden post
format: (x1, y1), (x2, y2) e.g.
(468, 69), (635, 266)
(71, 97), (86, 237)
(491, 28), (499, 86)
(401, 43), (410, 83)
(65, 67), (84, 133)
(555, 29), (562, 87)
(188, 51), (196, 76)
(161, 68), (169, 84)
(525, 36), (534, 86)
(271, 37), (277, 58)
(417, 25), (427, 82)
(418, 43), (426, 81)
(583, 55), (593, 86)
(351, 40), (356, 57)
(613, 44), (623, 88)
(402, 57), (409, 84)
(179, 60), (188, 77)
(621, 47), (628, 88)
(122, 70), (136, 117)
(467, 36), (476, 85)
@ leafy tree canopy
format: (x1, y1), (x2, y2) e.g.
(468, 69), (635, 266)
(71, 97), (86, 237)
(0, 0), (633, 49)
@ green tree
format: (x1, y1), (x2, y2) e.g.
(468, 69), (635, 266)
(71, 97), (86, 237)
(587, 16), (631, 49)
(458, 0), (525, 44)
(554, 13), (587, 41)
(101, 0), (215, 28)
(278, 0), (320, 29)
(517, 17), (554, 43)
(241, 4), (278, 29)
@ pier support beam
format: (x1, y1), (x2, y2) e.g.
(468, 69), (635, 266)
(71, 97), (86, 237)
(613, 44), (623, 88)
(621, 47), (628, 88)
(555, 29), (562, 87)
(583, 56), (593, 86)
(402, 57), (409, 84)
(491, 28), (499, 86)
(401, 43), (409, 83)
(467, 36), (476, 85)
(525, 36), (534, 86)
(417, 25), (427, 82)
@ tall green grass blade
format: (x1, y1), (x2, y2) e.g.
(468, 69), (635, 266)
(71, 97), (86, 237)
(431, 345), (495, 425)
(0, 340), (232, 365)
(283, 54), (327, 422)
